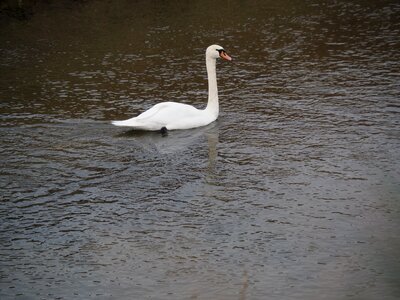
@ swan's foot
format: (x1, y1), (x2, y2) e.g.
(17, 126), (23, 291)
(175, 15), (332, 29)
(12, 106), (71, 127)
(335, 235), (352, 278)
(160, 127), (168, 137)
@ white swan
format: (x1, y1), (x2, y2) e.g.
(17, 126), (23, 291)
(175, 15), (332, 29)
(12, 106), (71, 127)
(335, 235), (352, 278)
(111, 45), (231, 131)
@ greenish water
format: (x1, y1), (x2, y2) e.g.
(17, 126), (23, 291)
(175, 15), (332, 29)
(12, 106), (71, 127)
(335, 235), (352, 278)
(1, 1), (400, 299)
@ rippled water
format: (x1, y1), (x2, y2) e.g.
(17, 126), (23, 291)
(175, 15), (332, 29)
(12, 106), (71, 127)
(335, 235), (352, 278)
(1, 0), (400, 299)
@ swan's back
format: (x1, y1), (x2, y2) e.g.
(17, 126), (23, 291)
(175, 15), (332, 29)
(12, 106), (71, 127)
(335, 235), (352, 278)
(112, 102), (211, 130)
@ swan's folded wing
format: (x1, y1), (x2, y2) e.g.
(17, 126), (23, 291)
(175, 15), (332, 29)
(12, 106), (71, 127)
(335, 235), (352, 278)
(112, 102), (203, 130)
(136, 102), (200, 123)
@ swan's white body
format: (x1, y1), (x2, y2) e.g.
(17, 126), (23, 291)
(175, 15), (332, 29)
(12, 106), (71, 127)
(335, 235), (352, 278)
(112, 45), (231, 131)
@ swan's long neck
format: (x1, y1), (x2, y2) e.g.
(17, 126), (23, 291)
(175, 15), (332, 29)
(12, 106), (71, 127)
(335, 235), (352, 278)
(205, 56), (219, 118)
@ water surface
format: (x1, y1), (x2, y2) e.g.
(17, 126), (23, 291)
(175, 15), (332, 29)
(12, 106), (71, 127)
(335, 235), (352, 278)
(1, 1), (400, 299)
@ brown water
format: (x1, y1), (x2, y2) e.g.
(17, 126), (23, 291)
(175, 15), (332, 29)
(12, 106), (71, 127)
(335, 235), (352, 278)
(1, 0), (400, 299)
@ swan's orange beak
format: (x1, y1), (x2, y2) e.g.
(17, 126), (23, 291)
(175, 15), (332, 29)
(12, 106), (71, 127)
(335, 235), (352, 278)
(220, 51), (232, 61)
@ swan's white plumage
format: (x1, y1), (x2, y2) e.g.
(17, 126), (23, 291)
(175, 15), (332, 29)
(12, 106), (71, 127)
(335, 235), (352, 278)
(112, 102), (212, 130)
(111, 45), (231, 131)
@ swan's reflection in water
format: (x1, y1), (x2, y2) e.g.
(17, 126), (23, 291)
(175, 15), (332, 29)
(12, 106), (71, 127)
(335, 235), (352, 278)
(116, 122), (220, 156)
(206, 126), (219, 174)
(115, 122), (224, 205)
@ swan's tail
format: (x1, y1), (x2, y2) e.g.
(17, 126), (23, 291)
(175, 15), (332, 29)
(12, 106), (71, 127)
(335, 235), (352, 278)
(111, 119), (157, 130)
(111, 120), (133, 127)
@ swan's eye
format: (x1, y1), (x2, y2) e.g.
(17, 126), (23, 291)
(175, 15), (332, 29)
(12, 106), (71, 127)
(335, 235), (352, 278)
(216, 49), (225, 54)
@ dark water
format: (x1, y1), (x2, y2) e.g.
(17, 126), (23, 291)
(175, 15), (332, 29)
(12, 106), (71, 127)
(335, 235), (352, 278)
(1, 0), (400, 299)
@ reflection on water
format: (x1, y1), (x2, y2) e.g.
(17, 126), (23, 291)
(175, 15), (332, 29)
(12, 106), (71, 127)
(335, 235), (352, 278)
(1, 0), (400, 299)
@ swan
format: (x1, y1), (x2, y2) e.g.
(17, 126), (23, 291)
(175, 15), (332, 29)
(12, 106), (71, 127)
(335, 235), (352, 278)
(111, 44), (231, 132)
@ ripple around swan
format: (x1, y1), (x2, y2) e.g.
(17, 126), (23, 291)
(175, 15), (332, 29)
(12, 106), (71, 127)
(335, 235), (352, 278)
(1, 0), (400, 299)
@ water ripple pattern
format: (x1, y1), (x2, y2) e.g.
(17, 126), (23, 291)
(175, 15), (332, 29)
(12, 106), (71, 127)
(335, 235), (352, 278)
(0, 1), (399, 299)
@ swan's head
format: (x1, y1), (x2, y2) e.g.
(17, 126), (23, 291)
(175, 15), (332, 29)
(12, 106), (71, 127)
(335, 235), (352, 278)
(206, 44), (232, 61)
